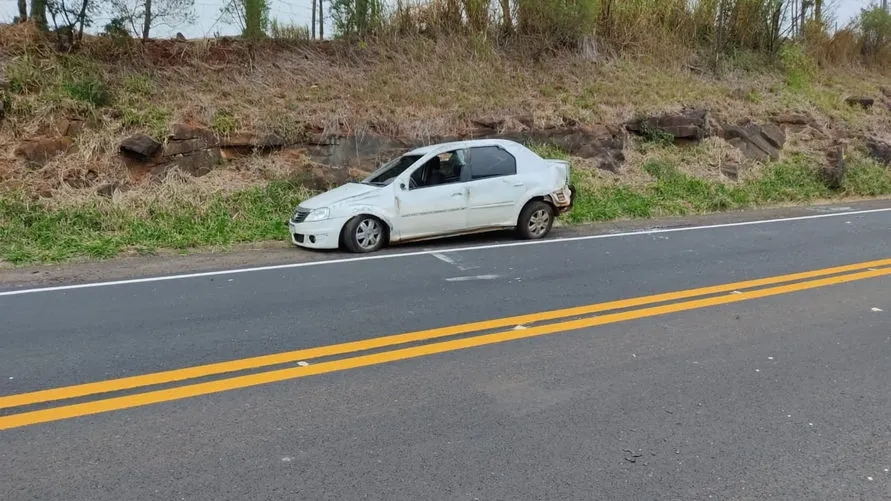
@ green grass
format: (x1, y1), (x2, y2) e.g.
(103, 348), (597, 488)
(565, 155), (891, 224)
(0, 181), (308, 265)
(2, 155), (890, 266)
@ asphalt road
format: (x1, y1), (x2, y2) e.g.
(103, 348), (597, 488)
(2, 207), (891, 500)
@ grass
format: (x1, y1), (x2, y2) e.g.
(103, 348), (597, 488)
(564, 154), (890, 224)
(0, 181), (309, 265)
(2, 153), (889, 266)
(1, 18), (891, 266)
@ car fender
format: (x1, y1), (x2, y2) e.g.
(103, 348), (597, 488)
(341, 204), (398, 238)
(513, 184), (573, 221)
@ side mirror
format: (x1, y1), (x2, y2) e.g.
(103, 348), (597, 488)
(399, 182), (407, 190)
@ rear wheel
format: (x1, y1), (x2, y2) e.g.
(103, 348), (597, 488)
(342, 215), (387, 253)
(516, 200), (554, 240)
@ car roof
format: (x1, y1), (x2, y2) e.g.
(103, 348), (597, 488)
(404, 138), (525, 156)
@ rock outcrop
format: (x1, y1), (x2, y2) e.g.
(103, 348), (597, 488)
(721, 122), (786, 162)
(120, 134), (162, 160)
(14, 137), (74, 167)
(866, 136), (891, 165)
(845, 96), (875, 110)
(625, 108), (710, 141)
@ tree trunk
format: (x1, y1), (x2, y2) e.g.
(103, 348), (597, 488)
(498, 0), (511, 31)
(312, 0), (317, 39)
(814, 0), (822, 24)
(319, 0), (324, 39)
(76, 0), (89, 43)
(17, 0), (27, 22)
(142, 0), (152, 40)
(244, 0), (263, 39)
(30, 0), (47, 30)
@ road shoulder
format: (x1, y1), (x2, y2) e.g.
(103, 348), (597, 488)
(2, 199), (890, 289)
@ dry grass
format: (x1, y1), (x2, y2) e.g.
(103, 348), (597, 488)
(1, 17), (891, 264)
(1, 29), (888, 204)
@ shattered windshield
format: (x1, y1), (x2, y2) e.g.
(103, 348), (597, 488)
(363, 154), (422, 186)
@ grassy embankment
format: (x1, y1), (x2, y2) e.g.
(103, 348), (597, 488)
(2, 1), (891, 265)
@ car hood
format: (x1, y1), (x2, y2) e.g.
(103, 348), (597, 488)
(300, 183), (382, 209)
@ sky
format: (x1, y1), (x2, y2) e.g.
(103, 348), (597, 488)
(0, 0), (882, 40)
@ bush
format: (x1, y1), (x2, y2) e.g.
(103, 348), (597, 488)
(779, 42), (817, 90)
(63, 76), (110, 107)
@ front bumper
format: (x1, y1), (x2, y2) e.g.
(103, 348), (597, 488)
(288, 217), (349, 250)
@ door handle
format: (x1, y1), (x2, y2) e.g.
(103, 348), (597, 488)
(512, 183), (524, 187)
(451, 192), (463, 197)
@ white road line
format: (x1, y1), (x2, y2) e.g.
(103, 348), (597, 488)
(432, 253), (458, 266)
(1, 206), (890, 297)
(432, 252), (478, 271)
(445, 275), (501, 282)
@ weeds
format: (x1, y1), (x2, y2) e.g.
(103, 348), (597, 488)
(565, 154), (891, 224)
(4, 153), (889, 266)
(212, 109), (240, 135)
(0, 181), (309, 265)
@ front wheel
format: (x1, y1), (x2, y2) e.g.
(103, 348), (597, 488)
(342, 215), (387, 253)
(516, 200), (554, 240)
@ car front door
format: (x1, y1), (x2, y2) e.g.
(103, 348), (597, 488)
(465, 146), (525, 228)
(394, 150), (469, 240)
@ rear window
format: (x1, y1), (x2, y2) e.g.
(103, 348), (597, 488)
(468, 146), (517, 180)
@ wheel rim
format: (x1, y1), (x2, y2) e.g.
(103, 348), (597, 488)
(355, 218), (382, 249)
(528, 209), (550, 237)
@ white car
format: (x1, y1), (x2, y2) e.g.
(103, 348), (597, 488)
(288, 138), (574, 253)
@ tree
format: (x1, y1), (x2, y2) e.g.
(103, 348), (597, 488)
(330, 0), (384, 38)
(244, 0), (264, 39)
(108, 0), (196, 40)
(46, 0), (98, 47)
(30, 0), (47, 30)
(17, 0), (28, 22)
(220, 0), (270, 39)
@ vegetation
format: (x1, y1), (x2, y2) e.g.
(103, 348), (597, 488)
(2, 1), (891, 265)
(3, 151), (889, 265)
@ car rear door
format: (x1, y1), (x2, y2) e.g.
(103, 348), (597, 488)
(465, 146), (525, 228)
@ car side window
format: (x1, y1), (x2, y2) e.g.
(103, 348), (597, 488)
(410, 149), (468, 189)
(468, 146), (517, 180)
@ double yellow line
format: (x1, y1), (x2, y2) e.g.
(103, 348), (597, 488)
(3, 257), (891, 431)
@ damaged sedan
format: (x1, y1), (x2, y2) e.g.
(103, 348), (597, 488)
(288, 138), (574, 253)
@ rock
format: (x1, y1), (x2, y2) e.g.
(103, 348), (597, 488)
(164, 138), (211, 156)
(162, 149), (222, 178)
(296, 166), (367, 192)
(218, 132), (286, 149)
(64, 169), (98, 189)
(14, 137), (74, 167)
(625, 109), (710, 141)
(96, 182), (123, 197)
(845, 96), (874, 110)
(471, 114), (535, 133)
(822, 143), (847, 190)
(722, 123), (784, 162)
(866, 137), (891, 165)
(170, 123), (218, 144)
(771, 112), (817, 134)
(539, 126), (626, 173)
(721, 161), (742, 181)
(759, 123), (786, 150)
(37, 118), (86, 138)
(120, 134), (162, 160)
(772, 112), (813, 125)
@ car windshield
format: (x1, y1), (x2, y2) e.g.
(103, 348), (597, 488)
(363, 154), (422, 186)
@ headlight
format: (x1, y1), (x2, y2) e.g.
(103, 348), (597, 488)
(304, 207), (330, 222)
